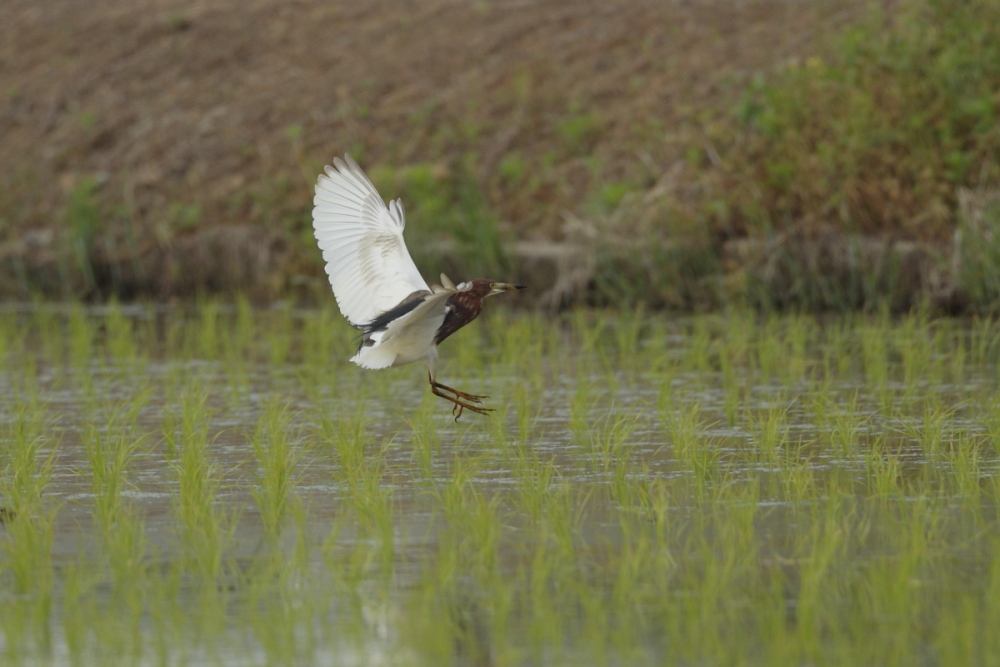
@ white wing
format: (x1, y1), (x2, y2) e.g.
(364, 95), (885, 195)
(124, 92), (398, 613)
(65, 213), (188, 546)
(312, 155), (430, 327)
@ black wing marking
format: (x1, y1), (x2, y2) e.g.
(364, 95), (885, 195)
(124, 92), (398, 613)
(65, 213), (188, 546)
(356, 289), (432, 351)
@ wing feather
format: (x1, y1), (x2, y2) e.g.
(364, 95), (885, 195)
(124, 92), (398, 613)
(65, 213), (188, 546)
(312, 155), (429, 327)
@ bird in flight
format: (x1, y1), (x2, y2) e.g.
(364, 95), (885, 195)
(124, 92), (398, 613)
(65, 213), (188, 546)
(312, 155), (525, 419)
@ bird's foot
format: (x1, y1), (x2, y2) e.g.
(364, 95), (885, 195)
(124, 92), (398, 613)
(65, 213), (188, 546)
(451, 400), (494, 421)
(430, 381), (493, 420)
(431, 381), (489, 404)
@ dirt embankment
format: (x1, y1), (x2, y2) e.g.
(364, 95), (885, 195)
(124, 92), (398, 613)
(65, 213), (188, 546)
(1, 0), (860, 304)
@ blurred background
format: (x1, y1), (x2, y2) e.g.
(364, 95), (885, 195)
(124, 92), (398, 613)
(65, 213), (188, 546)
(1, 0), (998, 312)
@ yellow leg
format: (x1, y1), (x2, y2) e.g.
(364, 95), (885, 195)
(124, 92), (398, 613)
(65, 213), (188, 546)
(428, 372), (494, 420)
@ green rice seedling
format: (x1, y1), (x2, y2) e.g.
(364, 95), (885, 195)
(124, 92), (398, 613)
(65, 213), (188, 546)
(926, 319), (951, 378)
(789, 500), (852, 660)
(68, 302), (95, 370)
(640, 318), (674, 378)
(81, 399), (151, 599)
(0, 310), (11, 365)
(932, 597), (984, 667)
(663, 403), (720, 496)
(234, 293), (257, 354)
(162, 312), (188, 361)
(434, 448), (481, 521)
(195, 297), (220, 360)
(537, 481), (586, 562)
(820, 318), (856, 383)
(265, 301), (295, 367)
(0, 403), (58, 653)
(30, 303), (65, 364)
(984, 409), (1000, 458)
(298, 305), (344, 388)
(610, 455), (657, 513)
(460, 489), (504, 576)
(510, 380), (543, 445)
(218, 302), (256, 400)
(350, 457), (395, 568)
(746, 400), (790, 465)
(673, 517), (758, 661)
(434, 454), (500, 573)
(896, 313), (934, 395)
(720, 351), (742, 427)
(489, 310), (543, 380)
(399, 544), (472, 665)
(969, 315), (1000, 368)
(688, 316), (714, 376)
(506, 439), (559, 524)
(809, 392), (834, 443)
(857, 498), (943, 651)
(3, 350), (41, 417)
(710, 477), (760, 546)
(825, 392), (867, 459)
(568, 372), (594, 442)
(755, 316), (783, 382)
(319, 414), (393, 560)
(779, 449), (817, 502)
(585, 411), (640, 476)
(900, 403), (953, 457)
(162, 389), (232, 579)
(250, 397), (303, 540)
(860, 321), (892, 414)
(571, 308), (604, 357)
(0, 401), (56, 516)
(241, 545), (322, 667)
(578, 577), (612, 663)
(984, 539), (1000, 645)
(942, 430), (986, 500)
(82, 400), (149, 531)
(318, 412), (375, 482)
(101, 499), (148, 611)
(711, 466), (760, 513)
(863, 434), (903, 499)
(406, 416), (443, 483)
(718, 312), (752, 426)
(103, 298), (138, 363)
(778, 314), (811, 385)
(223, 358), (251, 408)
(947, 322), (969, 385)
(612, 305), (645, 374)
(636, 476), (674, 539)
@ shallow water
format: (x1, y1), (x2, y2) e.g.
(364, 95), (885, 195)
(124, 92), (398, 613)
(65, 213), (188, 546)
(1, 305), (999, 665)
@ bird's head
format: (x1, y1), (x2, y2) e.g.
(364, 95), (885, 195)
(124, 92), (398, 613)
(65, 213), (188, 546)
(457, 278), (527, 300)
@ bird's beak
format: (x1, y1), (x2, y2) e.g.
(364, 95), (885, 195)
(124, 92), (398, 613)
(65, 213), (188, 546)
(489, 283), (527, 296)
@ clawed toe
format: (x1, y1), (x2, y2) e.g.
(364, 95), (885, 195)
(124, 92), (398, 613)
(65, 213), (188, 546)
(451, 400), (494, 421)
(431, 379), (494, 419)
(453, 390), (489, 404)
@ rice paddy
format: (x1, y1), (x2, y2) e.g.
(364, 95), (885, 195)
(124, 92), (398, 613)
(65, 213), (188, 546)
(1, 302), (999, 666)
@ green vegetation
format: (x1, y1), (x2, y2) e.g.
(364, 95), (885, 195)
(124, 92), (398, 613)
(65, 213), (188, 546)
(719, 0), (1000, 239)
(1, 302), (999, 664)
(692, 0), (1000, 311)
(3, 0), (998, 312)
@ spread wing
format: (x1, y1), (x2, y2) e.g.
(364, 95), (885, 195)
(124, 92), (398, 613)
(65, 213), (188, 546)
(312, 155), (430, 328)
